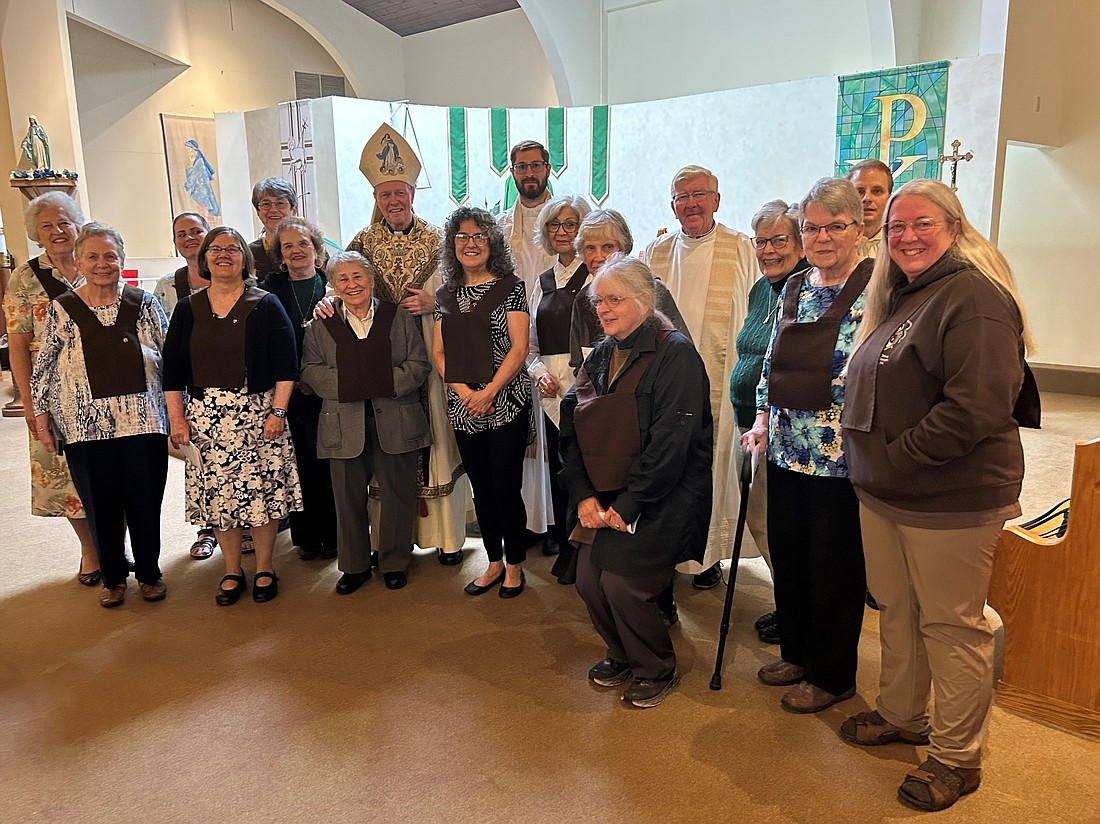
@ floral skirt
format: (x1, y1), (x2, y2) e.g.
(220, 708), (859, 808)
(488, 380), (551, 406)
(27, 431), (84, 518)
(184, 388), (303, 530)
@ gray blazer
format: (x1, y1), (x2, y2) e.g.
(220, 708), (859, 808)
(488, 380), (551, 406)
(301, 299), (432, 458)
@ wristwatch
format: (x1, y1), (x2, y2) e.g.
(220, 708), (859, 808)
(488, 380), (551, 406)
(269, 408), (287, 418)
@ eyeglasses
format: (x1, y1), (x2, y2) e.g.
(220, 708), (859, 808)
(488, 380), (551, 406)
(454, 232), (489, 245)
(547, 220), (579, 233)
(672, 190), (716, 205)
(511, 161), (548, 174)
(752, 235), (792, 250)
(207, 245), (243, 255)
(590, 295), (628, 309)
(257, 198), (291, 210)
(801, 221), (857, 238)
(886, 218), (946, 238)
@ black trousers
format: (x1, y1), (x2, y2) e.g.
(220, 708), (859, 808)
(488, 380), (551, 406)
(575, 544), (676, 680)
(454, 408), (529, 565)
(65, 433), (168, 589)
(287, 388), (337, 551)
(767, 462), (866, 695)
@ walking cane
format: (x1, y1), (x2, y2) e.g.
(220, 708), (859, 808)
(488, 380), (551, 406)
(709, 445), (756, 691)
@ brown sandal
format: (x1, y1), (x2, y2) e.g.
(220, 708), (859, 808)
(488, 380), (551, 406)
(839, 710), (929, 746)
(897, 757), (981, 812)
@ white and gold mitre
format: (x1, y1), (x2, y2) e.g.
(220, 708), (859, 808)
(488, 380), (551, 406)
(360, 123), (421, 189)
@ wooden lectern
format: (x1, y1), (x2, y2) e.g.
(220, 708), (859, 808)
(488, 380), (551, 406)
(988, 437), (1100, 739)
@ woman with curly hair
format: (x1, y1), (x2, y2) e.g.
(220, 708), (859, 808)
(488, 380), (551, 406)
(432, 207), (530, 598)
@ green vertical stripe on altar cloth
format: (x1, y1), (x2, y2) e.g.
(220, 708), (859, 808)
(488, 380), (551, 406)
(490, 108), (509, 175)
(590, 105), (610, 204)
(448, 106), (468, 205)
(547, 108), (566, 174)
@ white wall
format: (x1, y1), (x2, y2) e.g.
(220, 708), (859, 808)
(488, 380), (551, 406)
(917, 0), (983, 62)
(604, 0), (874, 104)
(997, 0), (1100, 369)
(257, 0), (405, 100)
(402, 10), (558, 108)
(64, 0), (190, 63)
(68, 0), (344, 262)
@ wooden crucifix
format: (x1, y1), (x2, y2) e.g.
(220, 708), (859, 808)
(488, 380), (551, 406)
(939, 139), (973, 191)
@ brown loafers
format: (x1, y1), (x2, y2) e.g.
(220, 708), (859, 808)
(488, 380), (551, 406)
(98, 584), (127, 608)
(780, 681), (856, 713)
(139, 578), (167, 602)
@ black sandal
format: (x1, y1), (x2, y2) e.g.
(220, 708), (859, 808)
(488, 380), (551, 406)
(215, 573), (247, 606)
(190, 530), (217, 560)
(252, 571), (279, 603)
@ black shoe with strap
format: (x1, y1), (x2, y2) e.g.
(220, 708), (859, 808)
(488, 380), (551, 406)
(215, 573), (247, 606)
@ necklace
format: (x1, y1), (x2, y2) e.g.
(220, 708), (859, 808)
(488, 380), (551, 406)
(289, 276), (322, 328)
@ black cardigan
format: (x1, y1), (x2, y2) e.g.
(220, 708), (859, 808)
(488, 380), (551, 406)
(163, 290), (299, 396)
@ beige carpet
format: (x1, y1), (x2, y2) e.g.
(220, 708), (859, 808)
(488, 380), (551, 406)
(1, 389), (1098, 823)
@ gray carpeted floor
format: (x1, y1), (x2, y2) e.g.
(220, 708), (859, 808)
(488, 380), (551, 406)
(1, 389), (1098, 823)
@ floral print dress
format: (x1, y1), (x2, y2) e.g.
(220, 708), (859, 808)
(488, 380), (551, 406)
(2, 255), (85, 517)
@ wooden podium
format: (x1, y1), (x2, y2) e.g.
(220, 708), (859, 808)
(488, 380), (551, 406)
(988, 437), (1100, 739)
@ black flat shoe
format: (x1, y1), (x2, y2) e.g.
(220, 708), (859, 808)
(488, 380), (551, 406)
(438, 548), (463, 566)
(77, 567), (102, 587)
(215, 573), (247, 606)
(252, 571), (279, 603)
(464, 569), (505, 596)
(383, 571), (407, 590)
(335, 571), (370, 595)
(298, 546), (320, 561)
(499, 571), (526, 599)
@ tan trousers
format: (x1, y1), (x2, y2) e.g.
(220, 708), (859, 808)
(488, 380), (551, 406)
(860, 504), (1003, 769)
(734, 424), (771, 575)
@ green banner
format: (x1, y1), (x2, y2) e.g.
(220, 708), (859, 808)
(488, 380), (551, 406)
(590, 105), (610, 204)
(490, 108), (509, 175)
(448, 106), (468, 205)
(835, 61), (948, 183)
(547, 108), (566, 174)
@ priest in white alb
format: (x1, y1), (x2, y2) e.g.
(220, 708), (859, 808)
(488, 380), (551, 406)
(644, 165), (759, 589)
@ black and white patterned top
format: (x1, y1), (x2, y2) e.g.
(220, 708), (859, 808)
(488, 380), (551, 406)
(442, 279), (530, 434)
(31, 285), (169, 444)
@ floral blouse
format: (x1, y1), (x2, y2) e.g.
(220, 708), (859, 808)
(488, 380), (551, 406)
(756, 278), (866, 478)
(32, 284), (169, 445)
(440, 278), (530, 434)
(3, 254), (83, 353)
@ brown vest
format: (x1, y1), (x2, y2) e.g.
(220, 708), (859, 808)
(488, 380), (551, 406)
(572, 327), (673, 492)
(189, 287), (265, 388)
(321, 302), (397, 402)
(28, 257), (73, 300)
(55, 285), (147, 399)
(768, 258), (872, 410)
(536, 264), (589, 356)
(435, 274), (520, 384)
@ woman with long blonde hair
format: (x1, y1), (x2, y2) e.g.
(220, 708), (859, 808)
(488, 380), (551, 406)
(840, 179), (1033, 813)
